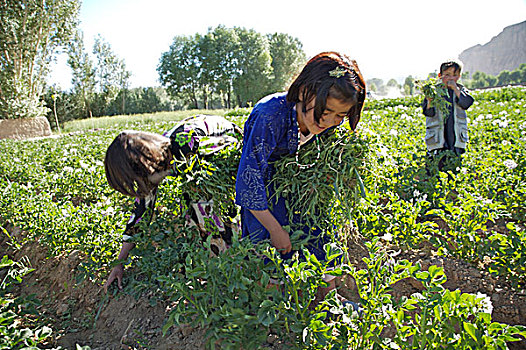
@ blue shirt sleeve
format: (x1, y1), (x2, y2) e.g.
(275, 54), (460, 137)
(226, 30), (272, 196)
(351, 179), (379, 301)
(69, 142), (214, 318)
(235, 106), (288, 211)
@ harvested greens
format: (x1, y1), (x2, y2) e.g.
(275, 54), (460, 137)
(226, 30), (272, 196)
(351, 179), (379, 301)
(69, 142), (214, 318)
(269, 125), (369, 234)
(415, 77), (452, 118)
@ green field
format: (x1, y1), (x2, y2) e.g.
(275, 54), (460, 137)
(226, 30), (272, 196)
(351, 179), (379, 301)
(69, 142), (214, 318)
(1, 87), (525, 349)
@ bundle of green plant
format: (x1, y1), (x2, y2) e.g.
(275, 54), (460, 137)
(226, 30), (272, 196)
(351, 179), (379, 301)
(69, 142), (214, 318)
(415, 77), (451, 117)
(270, 125), (369, 234)
(175, 139), (242, 219)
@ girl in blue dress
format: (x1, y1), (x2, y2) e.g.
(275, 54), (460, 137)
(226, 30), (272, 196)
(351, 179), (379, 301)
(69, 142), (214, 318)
(235, 52), (366, 299)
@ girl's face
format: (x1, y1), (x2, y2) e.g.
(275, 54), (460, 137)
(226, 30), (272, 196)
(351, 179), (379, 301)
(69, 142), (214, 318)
(298, 96), (354, 135)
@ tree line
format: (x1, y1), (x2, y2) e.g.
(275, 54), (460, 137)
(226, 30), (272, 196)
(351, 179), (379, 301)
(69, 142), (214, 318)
(157, 25), (306, 110)
(366, 64), (526, 99)
(463, 64), (526, 89)
(0, 0), (306, 127)
(1, 0), (524, 126)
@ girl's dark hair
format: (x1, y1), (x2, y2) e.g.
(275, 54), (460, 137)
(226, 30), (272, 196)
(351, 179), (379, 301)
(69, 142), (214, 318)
(287, 51), (366, 130)
(104, 131), (172, 198)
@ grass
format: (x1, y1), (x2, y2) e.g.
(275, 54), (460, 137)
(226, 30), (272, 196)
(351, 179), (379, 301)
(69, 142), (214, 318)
(61, 109), (229, 133)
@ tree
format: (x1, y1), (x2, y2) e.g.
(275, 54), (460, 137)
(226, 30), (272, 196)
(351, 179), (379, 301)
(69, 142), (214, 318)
(232, 27), (273, 107)
(520, 64), (526, 83)
(158, 35), (201, 109)
(267, 33), (305, 92)
(92, 35), (130, 115)
(158, 26), (305, 109)
(386, 79), (400, 88)
(0, 0), (80, 119)
(509, 69), (522, 84)
(367, 78), (386, 95)
(67, 30), (96, 118)
(470, 71), (488, 89)
(403, 76), (415, 95)
(201, 26), (240, 109)
(496, 70), (511, 86)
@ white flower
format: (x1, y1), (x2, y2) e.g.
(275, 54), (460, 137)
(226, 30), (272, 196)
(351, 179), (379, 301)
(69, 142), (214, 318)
(493, 119), (509, 128)
(501, 140), (510, 146)
(64, 166), (74, 172)
(102, 206), (115, 216)
(52, 174), (60, 181)
(95, 160), (104, 167)
(380, 232), (393, 241)
(503, 159), (518, 170)
(79, 160), (89, 169)
(376, 145), (389, 158)
(482, 198), (492, 205)
(476, 292), (493, 314)
(413, 190), (428, 203)
(389, 129), (398, 137)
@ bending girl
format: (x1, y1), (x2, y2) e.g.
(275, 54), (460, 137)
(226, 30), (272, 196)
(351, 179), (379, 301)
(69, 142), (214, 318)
(104, 114), (241, 291)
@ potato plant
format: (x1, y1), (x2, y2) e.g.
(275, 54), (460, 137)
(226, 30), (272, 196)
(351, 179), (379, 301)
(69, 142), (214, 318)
(0, 86), (525, 348)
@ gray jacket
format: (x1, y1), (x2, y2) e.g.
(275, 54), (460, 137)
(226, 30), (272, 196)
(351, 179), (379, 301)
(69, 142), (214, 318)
(422, 85), (474, 152)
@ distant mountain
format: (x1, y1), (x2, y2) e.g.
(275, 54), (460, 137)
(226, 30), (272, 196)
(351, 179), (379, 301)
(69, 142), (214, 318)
(459, 20), (526, 76)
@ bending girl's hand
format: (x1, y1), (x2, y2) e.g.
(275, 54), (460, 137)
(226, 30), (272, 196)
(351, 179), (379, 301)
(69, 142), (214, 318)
(104, 264), (124, 293)
(270, 228), (292, 255)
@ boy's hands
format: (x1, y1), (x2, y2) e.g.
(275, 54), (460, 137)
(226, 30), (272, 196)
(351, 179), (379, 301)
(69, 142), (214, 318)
(446, 80), (458, 90)
(445, 80), (461, 97)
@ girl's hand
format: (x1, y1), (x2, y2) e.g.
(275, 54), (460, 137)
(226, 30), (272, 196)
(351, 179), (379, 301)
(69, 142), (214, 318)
(270, 228), (292, 255)
(104, 264), (124, 293)
(248, 209), (292, 255)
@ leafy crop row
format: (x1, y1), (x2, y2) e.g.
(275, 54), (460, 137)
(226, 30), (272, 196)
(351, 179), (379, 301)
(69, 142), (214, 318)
(0, 86), (525, 349)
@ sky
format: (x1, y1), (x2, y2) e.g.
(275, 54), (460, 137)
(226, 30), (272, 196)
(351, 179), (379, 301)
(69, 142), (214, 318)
(49, 0), (526, 89)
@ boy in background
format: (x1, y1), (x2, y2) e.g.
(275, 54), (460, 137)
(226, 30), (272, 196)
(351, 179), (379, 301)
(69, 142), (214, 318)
(423, 60), (474, 172)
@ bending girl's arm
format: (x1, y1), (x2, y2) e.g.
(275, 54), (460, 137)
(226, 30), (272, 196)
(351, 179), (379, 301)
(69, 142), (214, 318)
(104, 189), (157, 292)
(103, 241), (135, 292)
(249, 209), (292, 254)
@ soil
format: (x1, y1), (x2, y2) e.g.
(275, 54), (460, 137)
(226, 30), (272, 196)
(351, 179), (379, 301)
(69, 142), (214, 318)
(2, 224), (525, 350)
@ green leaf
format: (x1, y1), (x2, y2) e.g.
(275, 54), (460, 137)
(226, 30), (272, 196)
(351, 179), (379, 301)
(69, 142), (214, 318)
(463, 322), (478, 341)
